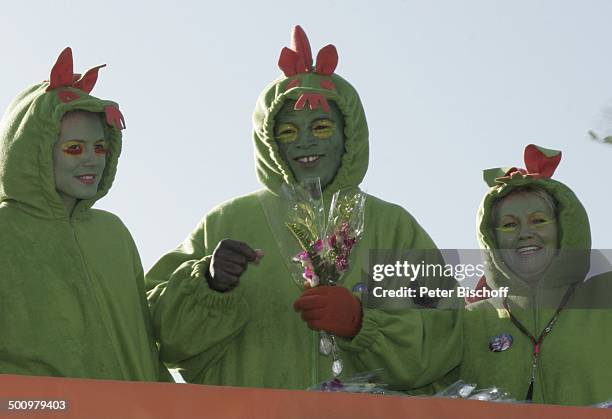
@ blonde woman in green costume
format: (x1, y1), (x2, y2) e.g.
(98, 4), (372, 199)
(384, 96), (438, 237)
(146, 26), (460, 391)
(0, 48), (168, 381)
(459, 144), (612, 405)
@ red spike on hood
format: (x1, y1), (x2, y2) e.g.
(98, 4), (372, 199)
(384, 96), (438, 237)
(524, 144), (562, 178)
(277, 26), (340, 78)
(47, 47), (74, 92)
(292, 25), (313, 70)
(278, 47), (299, 77)
(315, 45), (338, 75)
(105, 105), (126, 131)
(73, 65), (106, 94)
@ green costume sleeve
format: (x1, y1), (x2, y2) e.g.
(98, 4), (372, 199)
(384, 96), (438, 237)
(337, 202), (462, 390)
(146, 217), (251, 367)
(339, 309), (462, 390)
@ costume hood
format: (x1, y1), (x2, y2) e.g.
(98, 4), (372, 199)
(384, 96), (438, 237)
(477, 144), (591, 294)
(0, 47), (126, 220)
(252, 25), (369, 200)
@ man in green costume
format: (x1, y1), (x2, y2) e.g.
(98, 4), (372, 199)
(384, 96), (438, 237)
(0, 47), (168, 381)
(146, 26), (460, 390)
(459, 144), (612, 405)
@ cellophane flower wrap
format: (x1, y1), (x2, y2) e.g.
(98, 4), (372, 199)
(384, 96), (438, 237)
(280, 178), (366, 378)
(285, 179), (366, 289)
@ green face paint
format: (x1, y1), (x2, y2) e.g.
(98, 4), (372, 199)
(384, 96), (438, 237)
(493, 191), (559, 284)
(274, 100), (345, 188)
(53, 111), (107, 213)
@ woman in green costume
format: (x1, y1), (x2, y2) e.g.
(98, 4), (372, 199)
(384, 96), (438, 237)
(146, 26), (460, 391)
(0, 48), (168, 381)
(460, 144), (612, 405)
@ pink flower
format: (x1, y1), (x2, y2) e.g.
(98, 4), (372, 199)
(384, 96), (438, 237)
(313, 239), (324, 254)
(335, 257), (349, 273)
(293, 251), (310, 262)
(303, 266), (319, 287)
(303, 265), (314, 279)
(328, 234), (337, 248)
(343, 237), (356, 250)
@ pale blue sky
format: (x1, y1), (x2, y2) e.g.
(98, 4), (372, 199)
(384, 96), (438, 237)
(2, 0), (611, 269)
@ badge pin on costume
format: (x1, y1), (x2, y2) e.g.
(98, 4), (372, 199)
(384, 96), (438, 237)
(351, 283), (367, 293)
(489, 333), (513, 352)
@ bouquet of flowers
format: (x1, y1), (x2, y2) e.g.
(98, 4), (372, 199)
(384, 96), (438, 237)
(282, 178), (366, 377)
(286, 178), (365, 288)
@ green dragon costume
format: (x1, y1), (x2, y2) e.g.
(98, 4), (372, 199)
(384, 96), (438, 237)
(146, 26), (460, 390)
(459, 144), (612, 405)
(0, 48), (168, 381)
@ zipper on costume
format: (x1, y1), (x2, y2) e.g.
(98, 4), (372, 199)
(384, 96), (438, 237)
(68, 218), (124, 375)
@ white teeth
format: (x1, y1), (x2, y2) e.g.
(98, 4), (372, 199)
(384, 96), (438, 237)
(297, 155), (320, 163)
(517, 246), (541, 255)
(77, 175), (95, 180)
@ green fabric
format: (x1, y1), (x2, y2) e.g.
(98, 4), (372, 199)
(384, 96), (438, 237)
(482, 167), (511, 187)
(0, 82), (168, 381)
(146, 71), (460, 390)
(253, 73), (368, 201)
(459, 172), (612, 405)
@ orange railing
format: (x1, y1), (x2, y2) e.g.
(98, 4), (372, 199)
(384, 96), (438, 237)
(0, 374), (608, 419)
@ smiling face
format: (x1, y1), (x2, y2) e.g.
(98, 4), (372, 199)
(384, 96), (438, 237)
(274, 99), (345, 188)
(493, 189), (559, 284)
(53, 111), (107, 213)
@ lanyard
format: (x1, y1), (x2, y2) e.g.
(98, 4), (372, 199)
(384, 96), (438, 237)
(502, 284), (576, 401)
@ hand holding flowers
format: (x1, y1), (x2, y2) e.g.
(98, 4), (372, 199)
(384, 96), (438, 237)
(293, 285), (363, 338)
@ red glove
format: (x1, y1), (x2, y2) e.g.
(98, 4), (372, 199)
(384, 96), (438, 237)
(293, 286), (363, 338)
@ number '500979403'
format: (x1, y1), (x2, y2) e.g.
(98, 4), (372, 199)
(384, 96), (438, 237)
(7, 400), (67, 410)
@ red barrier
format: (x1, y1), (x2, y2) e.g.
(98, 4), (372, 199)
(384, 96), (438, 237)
(0, 374), (609, 419)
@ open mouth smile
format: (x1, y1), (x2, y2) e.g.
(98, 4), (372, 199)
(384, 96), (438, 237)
(75, 174), (98, 185)
(294, 154), (324, 168)
(516, 245), (542, 257)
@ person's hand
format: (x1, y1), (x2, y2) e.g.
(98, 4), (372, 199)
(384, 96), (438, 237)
(293, 286), (362, 338)
(207, 239), (264, 292)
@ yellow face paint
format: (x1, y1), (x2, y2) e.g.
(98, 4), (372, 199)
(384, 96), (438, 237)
(495, 212), (556, 233)
(94, 139), (109, 155)
(495, 224), (517, 233)
(61, 140), (84, 156)
(274, 100), (345, 189)
(532, 217), (556, 228)
(275, 123), (298, 143)
(311, 119), (335, 139)
(275, 119), (336, 143)
(54, 111), (107, 213)
(492, 191), (559, 283)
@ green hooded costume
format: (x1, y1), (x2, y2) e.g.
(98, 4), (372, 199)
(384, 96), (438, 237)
(146, 26), (460, 391)
(0, 48), (167, 381)
(458, 144), (612, 405)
